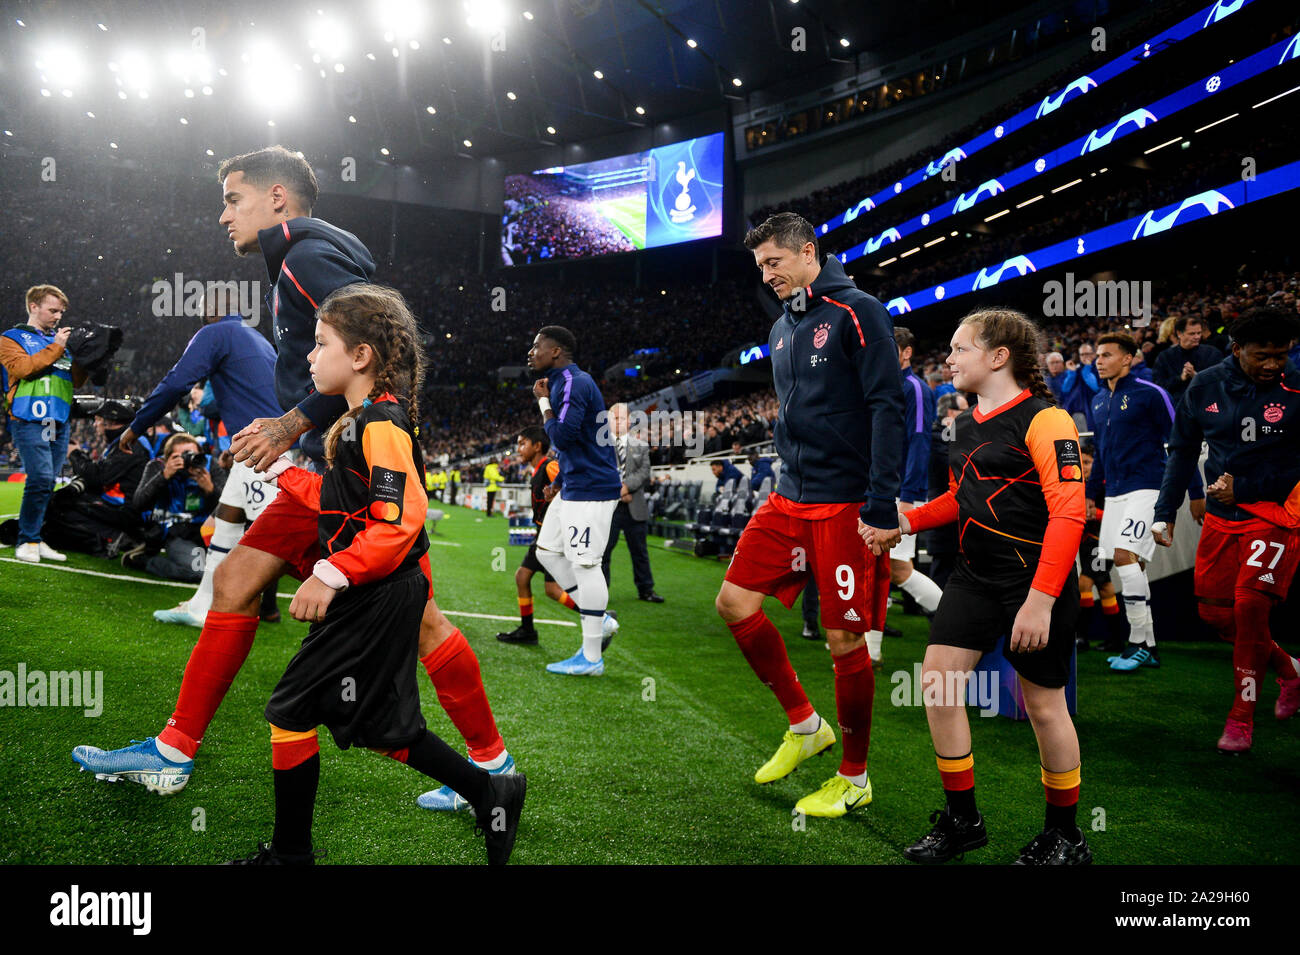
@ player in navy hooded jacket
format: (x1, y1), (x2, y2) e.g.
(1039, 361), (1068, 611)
(73, 147), (516, 803)
(889, 327), (944, 634)
(716, 213), (904, 820)
(528, 325), (623, 676)
(1086, 332), (1205, 672)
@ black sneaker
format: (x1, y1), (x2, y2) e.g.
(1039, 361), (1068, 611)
(882, 624), (903, 638)
(800, 625), (820, 641)
(224, 841), (324, 865)
(638, 592), (665, 603)
(903, 808), (988, 864)
(496, 625), (538, 645)
(1013, 827), (1092, 865)
(475, 772), (527, 865)
(121, 545), (150, 572)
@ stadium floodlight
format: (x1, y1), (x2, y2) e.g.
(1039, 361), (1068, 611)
(839, 37), (850, 47)
(381, 146), (391, 155)
(686, 38), (697, 48)
(86, 111), (94, 118)
(426, 105), (436, 113)
(109, 141), (117, 148)
(97, 23), (107, 31)
(546, 125), (555, 134)
(377, 0), (424, 38)
(349, 114), (358, 122)
(635, 105), (645, 114)
(522, 10), (533, 20)
(308, 17), (349, 59)
(244, 40), (299, 105)
(732, 76), (743, 87)
(118, 50), (152, 94)
(202, 85), (213, 95)
(466, 0), (509, 34)
(593, 69), (603, 79)
(36, 43), (86, 91)
(463, 139), (472, 147)
(206, 148), (214, 155)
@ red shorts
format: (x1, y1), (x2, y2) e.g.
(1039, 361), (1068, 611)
(238, 491), (322, 582)
(724, 497), (887, 633)
(1194, 513), (1300, 601)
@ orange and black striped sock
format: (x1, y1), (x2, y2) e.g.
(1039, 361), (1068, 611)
(1043, 764), (1081, 837)
(936, 751), (977, 821)
(270, 725), (320, 858)
(555, 591), (579, 612)
(518, 596), (534, 629)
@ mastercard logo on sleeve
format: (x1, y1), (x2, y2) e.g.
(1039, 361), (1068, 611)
(1059, 464), (1082, 481)
(367, 466), (407, 523)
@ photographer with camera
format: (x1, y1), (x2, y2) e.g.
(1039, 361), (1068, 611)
(1, 285), (89, 563)
(32, 398), (153, 557)
(125, 433), (225, 581)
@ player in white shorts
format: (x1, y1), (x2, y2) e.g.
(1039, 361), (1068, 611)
(153, 455), (279, 627)
(528, 325), (624, 676)
(1088, 333), (1205, 671)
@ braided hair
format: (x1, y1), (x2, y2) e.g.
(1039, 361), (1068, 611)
(318, 284), (426, 466)
(959, 307), (1056, 405)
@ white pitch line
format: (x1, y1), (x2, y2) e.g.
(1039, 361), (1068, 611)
(0, 557), (577, 626)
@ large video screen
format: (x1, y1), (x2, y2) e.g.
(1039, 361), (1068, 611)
(500, 132), (724, 265)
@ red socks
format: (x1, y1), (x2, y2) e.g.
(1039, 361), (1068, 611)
(557, 592), (579, 611)
(1229, 591), (1277, 722)
(832, 645), (874, 778)
(421, 628), (505, 763)
(727, 610), (815, 725)
(158, 611), (260, 758)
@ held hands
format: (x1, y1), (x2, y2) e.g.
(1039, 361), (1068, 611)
(1009, 589), (1055, 653)
(858, 509), (909, 556)
(1207, 472), (1234, 506)
(290, 575), (337, 623)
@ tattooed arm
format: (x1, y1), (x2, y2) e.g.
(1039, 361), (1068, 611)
(230, 407), (313, 468)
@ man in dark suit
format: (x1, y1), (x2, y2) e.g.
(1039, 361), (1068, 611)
(601, 402), (664, 602)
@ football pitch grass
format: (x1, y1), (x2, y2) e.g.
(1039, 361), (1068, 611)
(1, 482), (1297, 866)
(597, 193), (647, 249)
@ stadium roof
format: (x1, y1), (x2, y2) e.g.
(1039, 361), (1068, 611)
(0, 0), (1053, 166)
